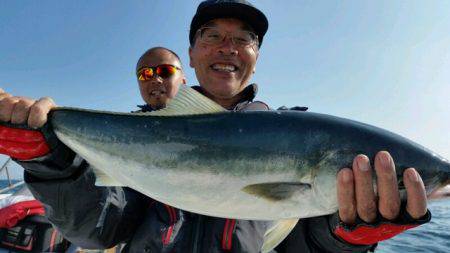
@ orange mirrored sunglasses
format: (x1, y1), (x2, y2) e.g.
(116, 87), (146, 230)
(137, 64), (181, 81)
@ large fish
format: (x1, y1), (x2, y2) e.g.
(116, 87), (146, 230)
(36, 87), (450, 222)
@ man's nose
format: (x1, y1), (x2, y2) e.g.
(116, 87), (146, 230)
(217, 37), (238, 56)
(150, 75), (163, 84)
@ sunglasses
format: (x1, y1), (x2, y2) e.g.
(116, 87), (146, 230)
(137, 64), (181, 81)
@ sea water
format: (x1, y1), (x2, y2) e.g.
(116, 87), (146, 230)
(377, 198), (450, 252)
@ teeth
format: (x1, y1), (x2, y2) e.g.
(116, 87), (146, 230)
(211, 64), (236, 72)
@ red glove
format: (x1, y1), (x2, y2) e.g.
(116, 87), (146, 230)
(0, 200), (45, 228)
(0, 123), (50, 160)
(333, 208), (431, 245)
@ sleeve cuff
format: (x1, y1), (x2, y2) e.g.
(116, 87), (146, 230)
(18, 142), (81, 180)
(307, 215), (376, 252)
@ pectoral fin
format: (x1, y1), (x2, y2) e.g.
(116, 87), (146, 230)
(242, 182), (311, 201)
(261, 218), (299, 253)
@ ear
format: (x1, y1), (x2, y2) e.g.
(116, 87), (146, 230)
(254, 50), (259, 74)
(189, 46), (195, 68)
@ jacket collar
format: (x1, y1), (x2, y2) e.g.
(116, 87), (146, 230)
(191, 83), (258, 106)
(137, 104), (156, 112)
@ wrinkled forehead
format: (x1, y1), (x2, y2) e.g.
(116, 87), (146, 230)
(137, 49), (181, 71)
(200, 18), (255, 32)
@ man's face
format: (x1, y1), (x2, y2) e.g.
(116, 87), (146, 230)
(189, 18), (259, 99)
(137, 49), (186, 109)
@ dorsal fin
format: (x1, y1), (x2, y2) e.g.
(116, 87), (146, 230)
(146, 85), (226, 116)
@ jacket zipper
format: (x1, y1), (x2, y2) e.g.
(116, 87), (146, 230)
(192, 215), (203, 253)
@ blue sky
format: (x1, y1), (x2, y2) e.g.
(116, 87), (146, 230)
(1, 0), (449, 179)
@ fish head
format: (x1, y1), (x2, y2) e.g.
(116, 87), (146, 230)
(442, 160), (450, 186)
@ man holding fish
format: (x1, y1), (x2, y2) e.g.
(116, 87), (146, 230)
(0, 0), (432, 252)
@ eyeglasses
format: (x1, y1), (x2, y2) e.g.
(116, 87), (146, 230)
(195, 27), (259, 47)
(136, 64), (182, 81)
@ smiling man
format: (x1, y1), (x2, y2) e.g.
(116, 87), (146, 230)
(189, 20), (259, 109)
(0, 0), (430, 252)
(183, 0), (430, 252)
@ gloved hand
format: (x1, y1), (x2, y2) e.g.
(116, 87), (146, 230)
(335, 152), (430, 245)
(332, 205), (431, 245)
(0, 89), (56, 160)
(0, 123), (50, 160)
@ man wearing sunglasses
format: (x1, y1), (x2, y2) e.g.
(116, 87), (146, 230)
(0, 0), (430, 252)
(135, 47), (186, 111)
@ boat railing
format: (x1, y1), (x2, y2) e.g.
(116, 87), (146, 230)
(0, 158), (122, 252)
(0, 158), (24, 195)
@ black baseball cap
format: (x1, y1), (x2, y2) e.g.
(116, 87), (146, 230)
(189, 0), (269, 47)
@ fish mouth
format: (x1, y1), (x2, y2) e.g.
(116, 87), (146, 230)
(429, 184), (450, 200)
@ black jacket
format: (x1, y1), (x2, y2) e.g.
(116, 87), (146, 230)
(20, 85), (374, 253)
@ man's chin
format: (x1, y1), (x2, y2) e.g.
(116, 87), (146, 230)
(148, 97), (169, 110)
(204, 84), (243, 99)
(152, 104), (167, 110)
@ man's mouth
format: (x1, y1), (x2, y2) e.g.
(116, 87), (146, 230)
(210, 63), (238, 73)
(150, 90), (167, 97)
